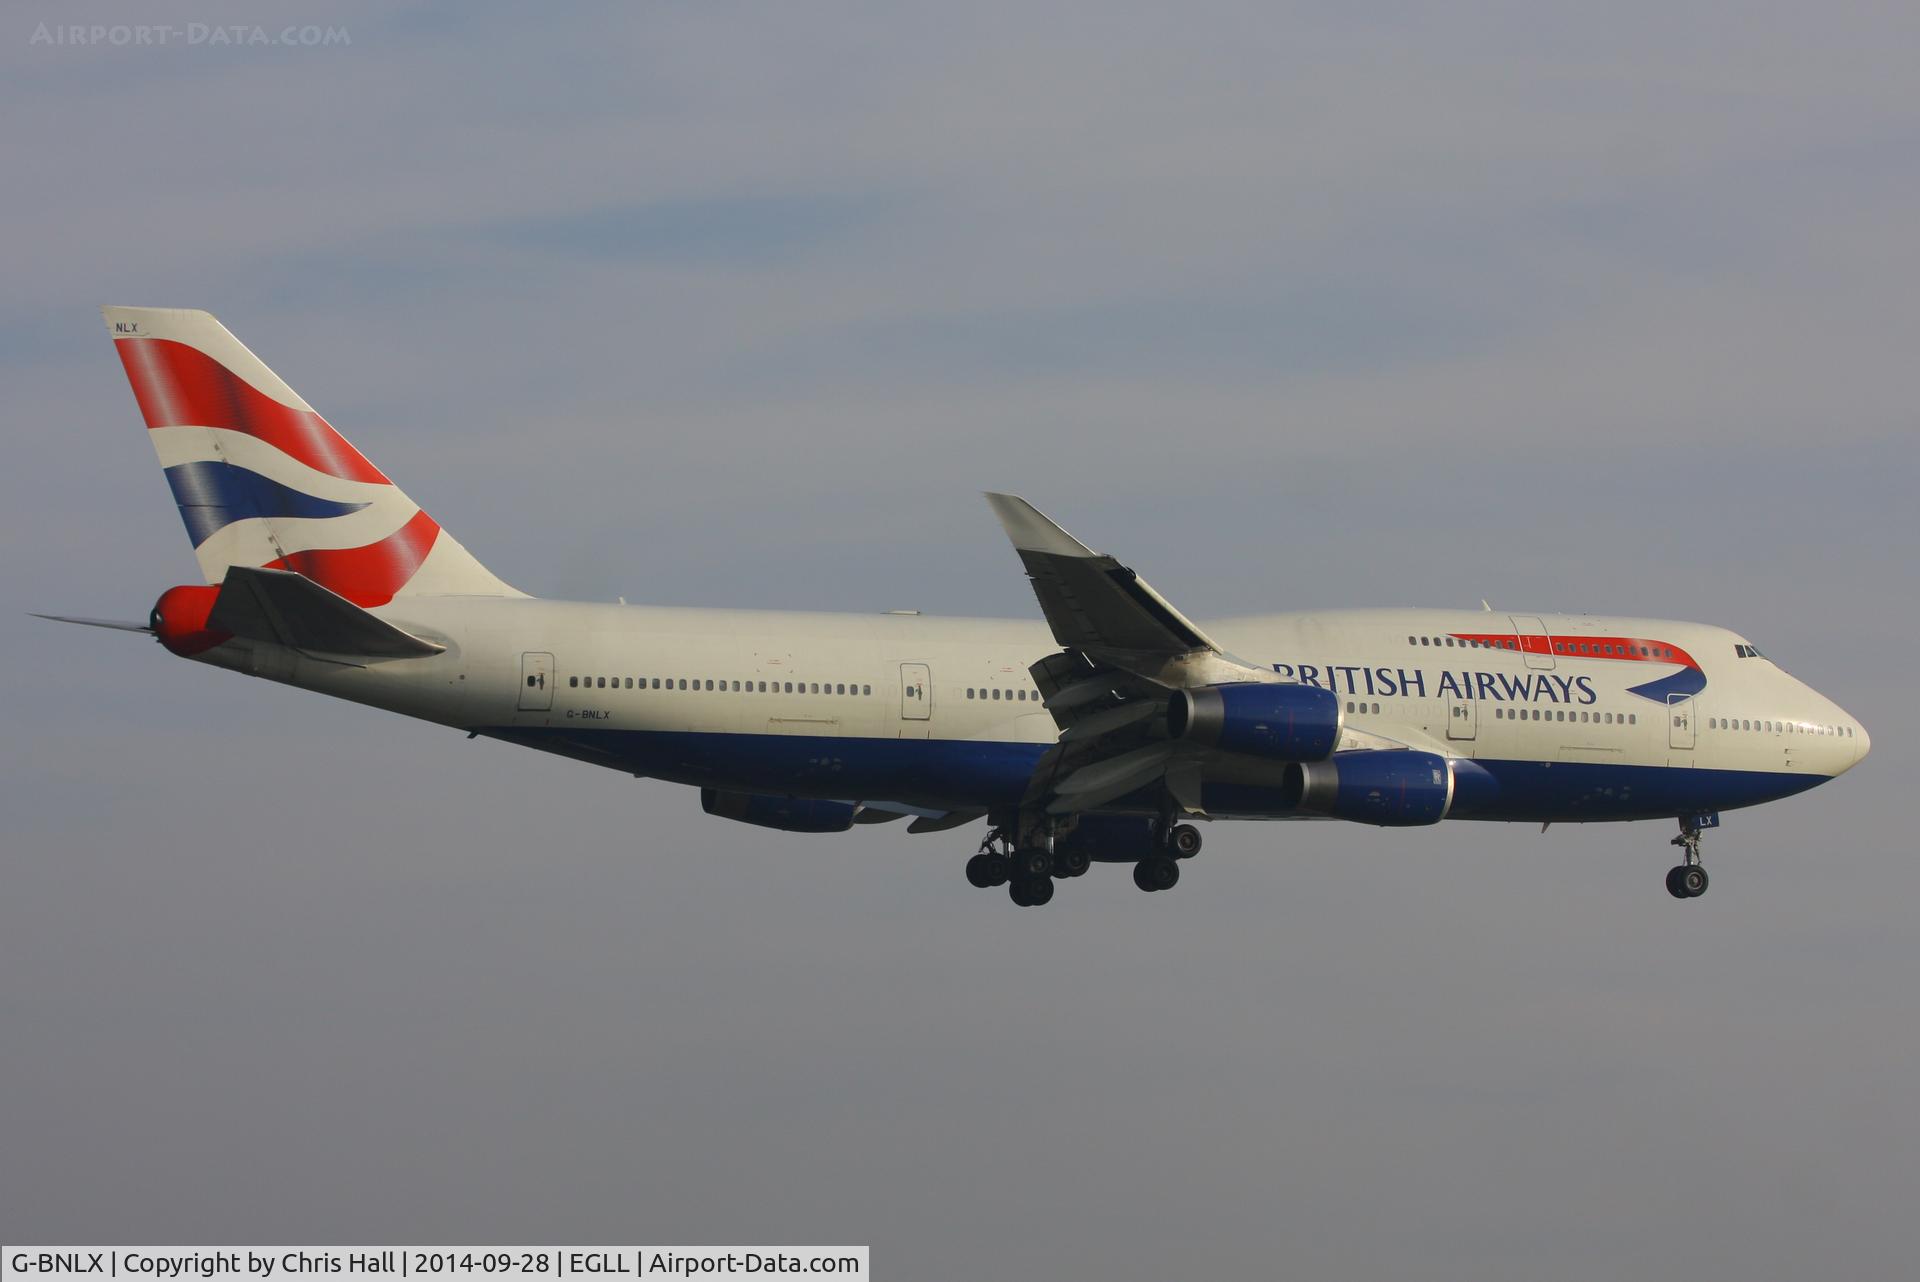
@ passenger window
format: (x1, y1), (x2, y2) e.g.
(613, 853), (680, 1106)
(569, 676), (578, 687)
(863, 685), (872, 695)
(1628, 714), (1637, 725)
(967, 688), (975, 699)
(1446, 637), (1455, 646)
(1346, 701), (1355, 713)
(1420, 637), (1430, 645)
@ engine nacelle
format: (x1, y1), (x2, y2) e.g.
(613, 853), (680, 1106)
(701, 788), (860, 833)
(1168, 682), (1342, 762)
(1285, 749), (1454, 826)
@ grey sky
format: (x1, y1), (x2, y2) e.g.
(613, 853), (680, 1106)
(2, 4), (1915, 1278)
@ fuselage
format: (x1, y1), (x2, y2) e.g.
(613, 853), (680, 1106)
(186, 599), (1869, 825)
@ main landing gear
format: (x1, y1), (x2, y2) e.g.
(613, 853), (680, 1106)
(1132, 822), (1200, 894)
(1666, 817), (1710, 899)
(963, 819), (1202, 905)
(966, 827), (1069, 907)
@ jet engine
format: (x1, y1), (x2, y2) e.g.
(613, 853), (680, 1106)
(1168, 682), (1342, 762)
(1285, 749), (1455, 826)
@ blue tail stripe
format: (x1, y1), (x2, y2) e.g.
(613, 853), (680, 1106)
(163, 460), (370, 547)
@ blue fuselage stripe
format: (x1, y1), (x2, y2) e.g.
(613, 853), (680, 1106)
(477, 726), (1831, 822)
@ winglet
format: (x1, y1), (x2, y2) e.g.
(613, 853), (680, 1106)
(985, 493), (1099, 558)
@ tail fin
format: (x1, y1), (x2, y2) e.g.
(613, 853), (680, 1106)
(103, 306), (522, 603)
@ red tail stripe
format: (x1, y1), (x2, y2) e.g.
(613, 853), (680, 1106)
(264, 509), (440, 607)
(115, 337), (389, 485)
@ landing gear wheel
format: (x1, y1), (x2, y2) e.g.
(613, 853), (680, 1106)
(1009, 876), (1054, 906)
(1666, 817), (1710, 899)
(1016, 847), (1055, 880)
(966, 852), (1009, 889)
(1666, 866), (1690, 899)
(1169, 824), (1203, 858)
(1133, 855), (1180, 893)
(1053, 848), (1091, 879)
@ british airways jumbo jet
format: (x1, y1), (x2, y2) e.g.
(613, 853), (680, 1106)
(45, 307), (1870, 906)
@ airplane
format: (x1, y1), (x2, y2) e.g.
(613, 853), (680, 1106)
(40, 306), (1871, 906)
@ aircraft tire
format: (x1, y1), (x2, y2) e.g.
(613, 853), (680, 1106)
(1010, 875), (1053, 906)
(1134, 856), (1180, 892)
(1680, 866), (1709, 898)
(966, 853), (1003, 889)
(1053, 848), (1091, 879)
(1170, 824), (1203, 858)
(1016, 847), (1055, 879)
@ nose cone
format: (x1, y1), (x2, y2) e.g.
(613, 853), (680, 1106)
(1854, 718), (1871, 767)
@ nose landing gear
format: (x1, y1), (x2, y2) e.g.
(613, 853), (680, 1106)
(1666, 816), (1711, 899)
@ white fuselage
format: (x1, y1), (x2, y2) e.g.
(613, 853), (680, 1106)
(183, 599), (1868, 824)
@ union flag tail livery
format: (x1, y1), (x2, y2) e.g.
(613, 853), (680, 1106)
(104, 306), (521, 604)
(47, 306), (1870, 907)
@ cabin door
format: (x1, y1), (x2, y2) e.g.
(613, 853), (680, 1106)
(1668, 693), (1696, 750)
(1511, 615), (1556, 670)
(900, 663), (932, 720)
(519, 652), (554, 711)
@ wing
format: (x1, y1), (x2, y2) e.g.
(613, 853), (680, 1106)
(988, 495), (1425, 822)
(984, 494), (1277, 688)
(986, 494), (1275, 818)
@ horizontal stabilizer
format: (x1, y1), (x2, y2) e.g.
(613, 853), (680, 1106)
(208, 566), (444, 659)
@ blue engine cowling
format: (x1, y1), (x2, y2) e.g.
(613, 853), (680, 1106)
(1168, 682), (1342, 762)
(1286, 749), (1455, 826)
(701, 788), (860, 833)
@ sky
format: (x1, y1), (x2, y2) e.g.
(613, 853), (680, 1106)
(2, 3), (1916, 1277)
